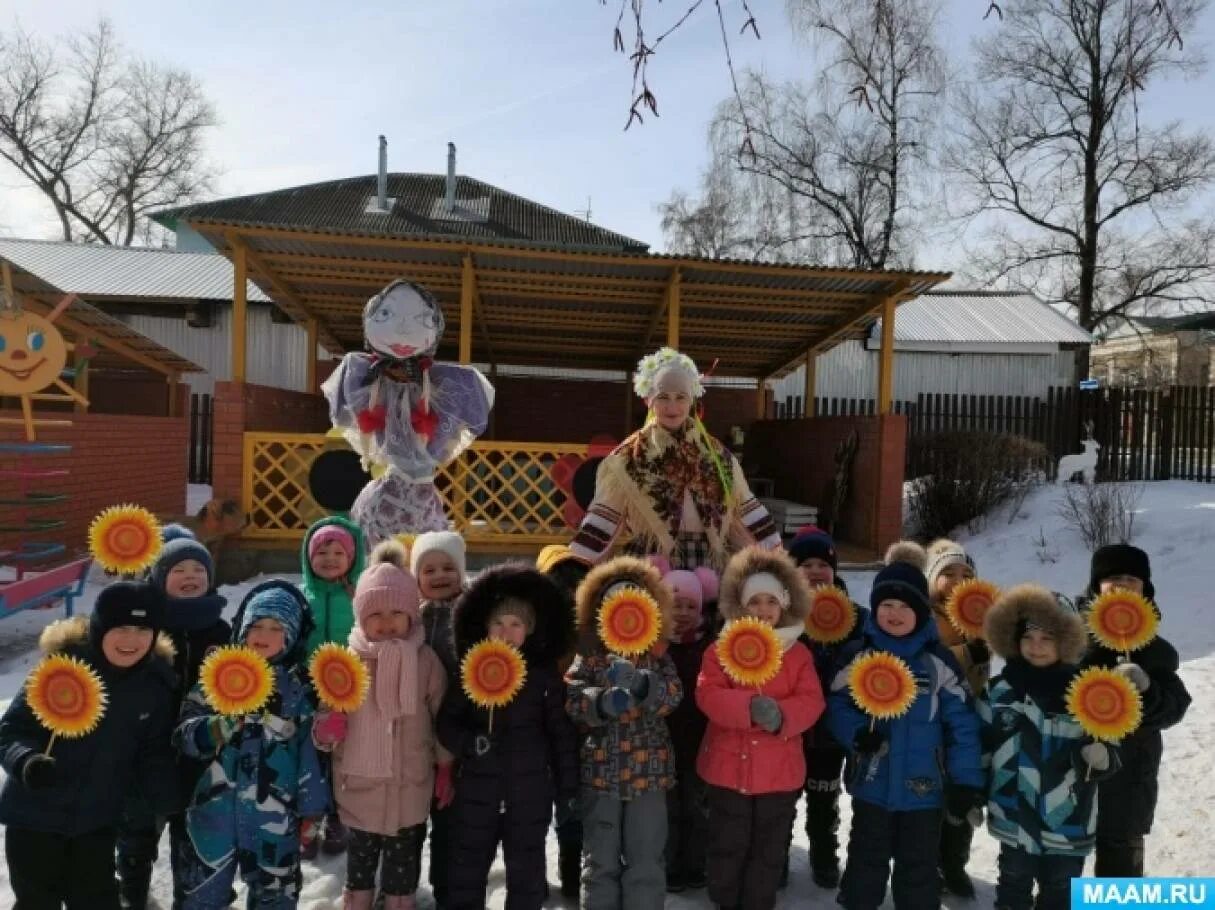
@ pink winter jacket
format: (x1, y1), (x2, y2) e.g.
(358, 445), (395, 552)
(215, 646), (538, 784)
(331, 644), (450, 835)
(695, 640), (825, 795)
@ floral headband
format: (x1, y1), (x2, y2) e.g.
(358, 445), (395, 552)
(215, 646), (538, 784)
(633, 347), (704, 400)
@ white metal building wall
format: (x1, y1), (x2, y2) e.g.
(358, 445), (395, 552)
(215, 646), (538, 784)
(119, 306), (310, 395)
(771, 342), (1077, 404)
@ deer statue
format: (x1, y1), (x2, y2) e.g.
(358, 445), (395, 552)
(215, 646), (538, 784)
(1057, 423), (1100, 485)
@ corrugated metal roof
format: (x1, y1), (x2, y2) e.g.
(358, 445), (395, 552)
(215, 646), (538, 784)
(0, 238), (271, 302)
(872, 291), (1092, 345)
(152, 173), (650, 252)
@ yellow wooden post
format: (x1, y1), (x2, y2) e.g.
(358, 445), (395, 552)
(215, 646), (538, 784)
(232, 242), (248, 384)
(803, 348), (817, 417)
(878, 295), (897, 415)
(459, 254), (474, 364)
(666, 267), (681, 348)
(305, 319), (318, 393)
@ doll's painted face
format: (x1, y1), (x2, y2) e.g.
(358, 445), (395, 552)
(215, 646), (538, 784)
(489, 612), (528, 648)
(1020, 627), (1060, 668)
(875, 599), (917, 637)
(417, 551), (462, 601)
(0, 309), (68, 396)
(166, 559), (209, 598)
(798, 557), (835, 589)
(746, 592), (784, 627)
(245, 618), (286, 660)
(311, 540), (352, 582)
(101, 625), (154, 668)
(363, 282), (442, 359)
(933, 563), (975, 602)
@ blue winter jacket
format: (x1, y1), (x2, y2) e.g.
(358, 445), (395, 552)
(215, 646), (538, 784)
(826, 612), (983, 812)
(173, 581), (328, 869)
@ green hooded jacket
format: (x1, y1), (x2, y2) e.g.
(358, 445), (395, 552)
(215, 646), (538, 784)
(301, 514), (366, 659)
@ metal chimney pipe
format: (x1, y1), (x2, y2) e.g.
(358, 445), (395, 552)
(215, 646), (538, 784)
(377, 135), (388, 210)
(446, 142), (457, 212)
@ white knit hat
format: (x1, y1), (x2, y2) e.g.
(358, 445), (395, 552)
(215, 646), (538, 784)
(741, 572), (790, 610)
(409, 531), (467, 581)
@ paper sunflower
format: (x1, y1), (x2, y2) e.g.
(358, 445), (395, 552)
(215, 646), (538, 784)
(88, 504), (163, 575)
(26, 654), (107, 747)
(597, 586), (662, 657)
(200, 646), (275, 716)
(848, 652), (917, 721)
(309, 644), (369, 713)
(945, 579), (1001, 640)
(1086, 588), (1158, 656)
(717, 617), (783, 688)
(1066, 667), (1143, 742)
(805, 586), (857, 645)
(462, 639), (527, 709)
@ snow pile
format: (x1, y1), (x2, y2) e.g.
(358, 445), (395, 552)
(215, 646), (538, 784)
(0, 481), (1211, 907)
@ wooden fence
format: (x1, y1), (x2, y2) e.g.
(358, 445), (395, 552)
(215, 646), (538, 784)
(774, 385), (1215, 482)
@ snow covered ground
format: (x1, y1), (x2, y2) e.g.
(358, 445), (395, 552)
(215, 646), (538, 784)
(0, 481), (1212, 907)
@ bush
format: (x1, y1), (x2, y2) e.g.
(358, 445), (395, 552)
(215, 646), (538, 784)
(907, 431), (1050, 540)
(1057, 481), (1143, 549)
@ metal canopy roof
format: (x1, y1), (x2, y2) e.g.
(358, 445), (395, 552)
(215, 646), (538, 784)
(867, 291), (1093, 346)
(182, 219), (951, 379)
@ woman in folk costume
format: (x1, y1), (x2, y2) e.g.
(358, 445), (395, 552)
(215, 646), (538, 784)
(322, 279), (495, 546)
(570, 347), (780, 571)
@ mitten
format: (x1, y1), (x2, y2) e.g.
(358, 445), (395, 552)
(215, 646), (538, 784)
(605, 657), (638, 690)
(1081, 741), (1111, 771)
(473, 734), (492, 757)
(1115, 662), (1151, 693)
(852, 727), (886, 755)
(434, 763), (455, 809)
(313, 711), (347, 748)
(21, 754), (56, 790)
(749, 695), (783, 733)
(597, 687), (635, 718)
(965, 638), (991, 664)
(945, 785), (985, 825)
(207, 715), (242, 746)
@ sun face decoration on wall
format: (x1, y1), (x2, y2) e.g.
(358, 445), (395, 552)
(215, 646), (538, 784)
(0, 292), (89, 440)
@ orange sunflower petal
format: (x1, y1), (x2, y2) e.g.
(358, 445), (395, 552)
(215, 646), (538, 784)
(26, 654), (107, 738)
(597, 586), (661, 657)
(1066, 667), (1143, 742)
(945, 579), (1001, 640)
(805, 586), (857, 645)
(88, 504), (163, 575)
(309, 644), (369, 713)
(1086, 589), (1158, 654)
(717, 617), (783, 688)
(200, 646), (275, 716)
(461, 639), (527, 709)
(848, 651), (917, 720)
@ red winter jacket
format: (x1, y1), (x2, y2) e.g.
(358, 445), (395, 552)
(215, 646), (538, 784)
(695, 639), (824, 795)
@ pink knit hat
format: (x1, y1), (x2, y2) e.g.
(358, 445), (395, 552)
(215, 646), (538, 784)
(664, 567), (721, 610)
(353, 541), (420, 625)
(308, 524), (356, 563)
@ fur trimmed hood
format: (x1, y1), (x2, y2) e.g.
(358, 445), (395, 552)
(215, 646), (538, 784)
(719, 546), (810, 628)
(39, 616), (176, 667)
(574, 555), (673, 653)
(884, 539), (928, 571)
(454, 562), (575, 666)
(985, 584), (1087, 664)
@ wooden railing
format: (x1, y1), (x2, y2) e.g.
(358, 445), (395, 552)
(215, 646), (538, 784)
(241, 433), (590, 546)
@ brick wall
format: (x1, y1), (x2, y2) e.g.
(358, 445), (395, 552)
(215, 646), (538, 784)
(746, 414), (907, 555)
(0, 412), (187, 557)
(210, 382), (331, 501)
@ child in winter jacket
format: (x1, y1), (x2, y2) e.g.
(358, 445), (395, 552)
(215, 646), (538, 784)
(1078, 544), (1192, 876)
(925, 537), (990, 897)
(565, 556), (683, 910)
(409, 529), (465, 905)
(174, 581), (329, 909)
(117, 528), (232, 909)
(438, 564), (580, 910)
(697, 547), (825, 910)
(785, 525), (865, 889)
(300, 516), (366, 859)
(661, 566), (718, 893)
(980, 584), (1121, 910)
(827, 542), (983, 910)
(313, 541), (451, 910)
(1, 582), (178, 910)
(536, 543), (591, 900)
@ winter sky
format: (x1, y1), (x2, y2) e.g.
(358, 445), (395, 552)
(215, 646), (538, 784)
(2, 0), (1215, 262)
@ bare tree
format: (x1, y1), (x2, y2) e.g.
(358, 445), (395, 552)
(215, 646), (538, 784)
(946, 0), (1215, 370)
(0, 19), (217, 244)
(660, 0), (945, 268)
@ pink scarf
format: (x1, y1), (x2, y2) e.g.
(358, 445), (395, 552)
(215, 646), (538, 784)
(342, 626), (422, 779)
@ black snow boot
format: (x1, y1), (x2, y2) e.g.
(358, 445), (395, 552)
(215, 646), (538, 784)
(805, 788), (842, 888)
(939, 817), (976, 898)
